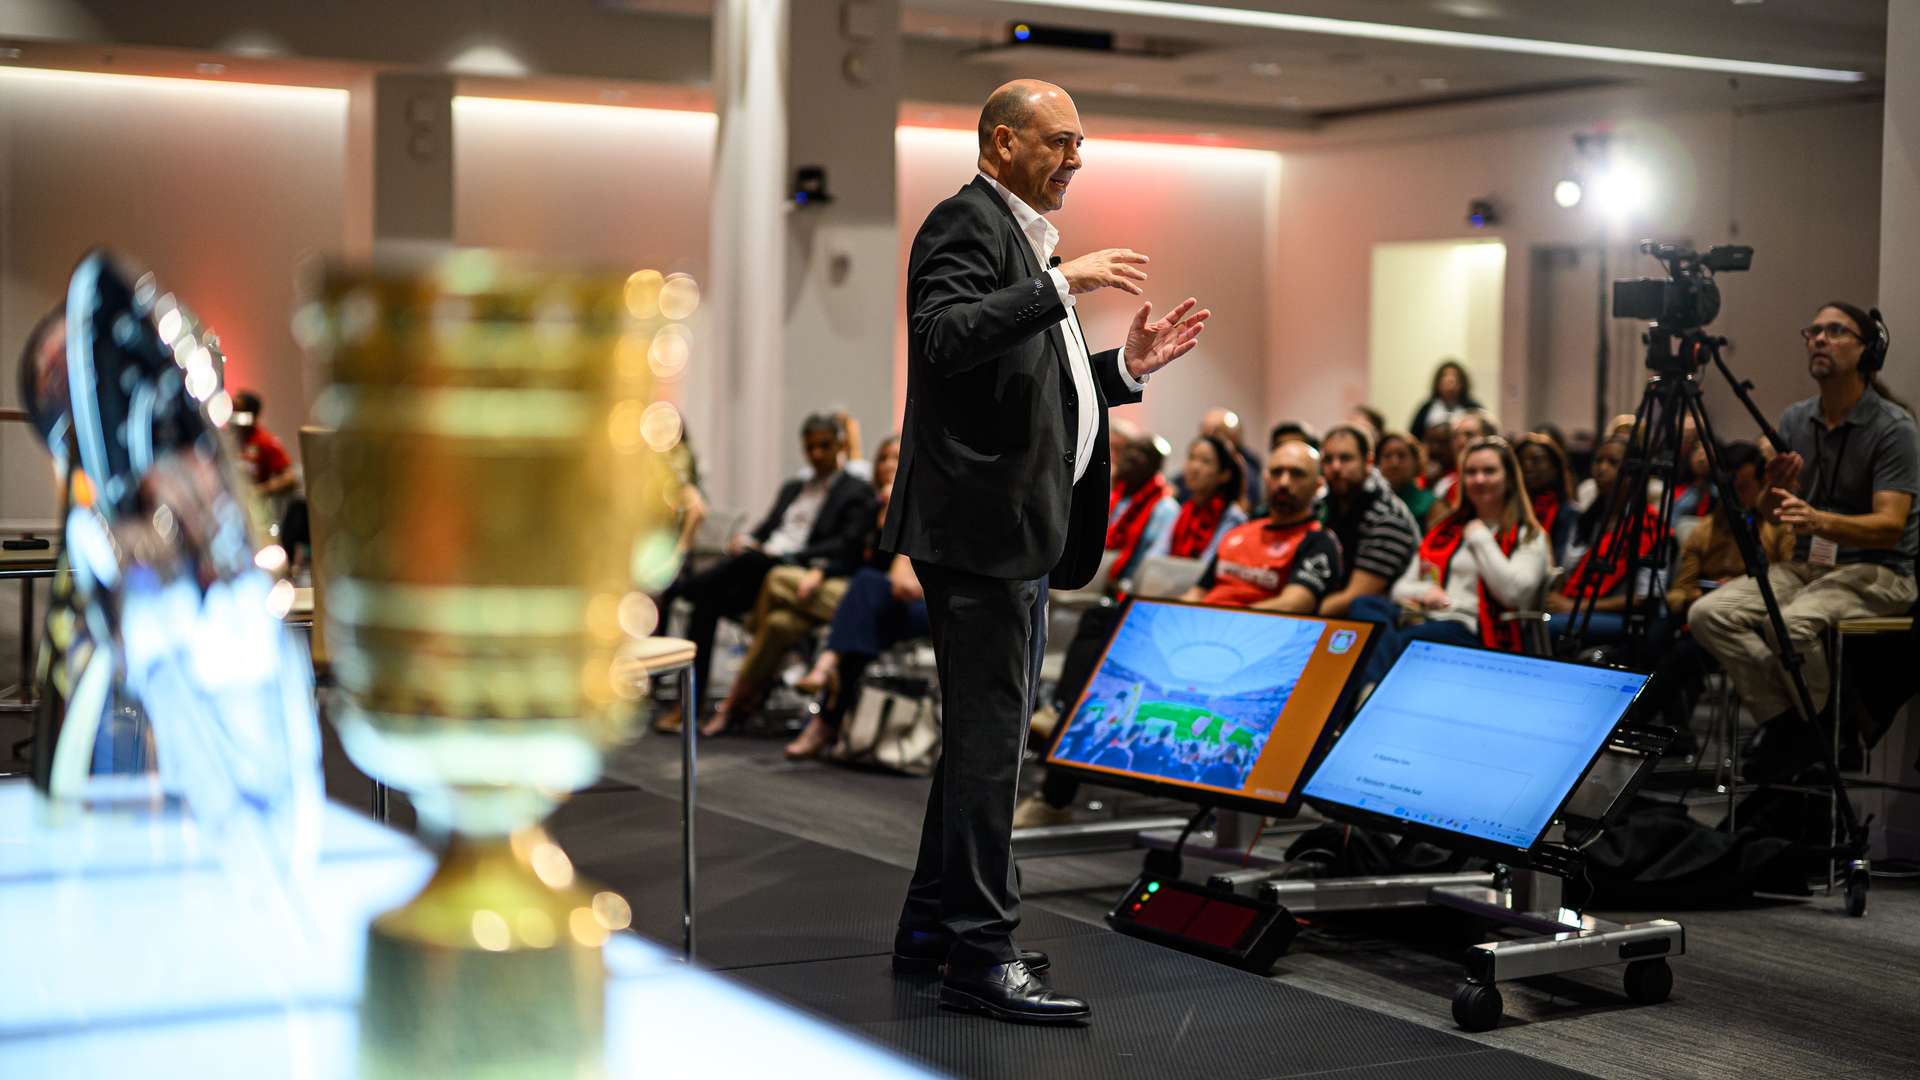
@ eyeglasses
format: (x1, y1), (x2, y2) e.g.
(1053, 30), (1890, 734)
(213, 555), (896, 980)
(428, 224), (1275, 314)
(1800, 322), (1861, 343)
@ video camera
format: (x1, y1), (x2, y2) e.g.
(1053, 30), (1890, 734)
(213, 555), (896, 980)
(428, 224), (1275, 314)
(1611, 242), (1752, 331)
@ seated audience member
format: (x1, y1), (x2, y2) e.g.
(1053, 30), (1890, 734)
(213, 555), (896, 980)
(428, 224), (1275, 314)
(1432, 410), (1500, 508)
(1667, 435), (1716, 523)
(1182, 407), (1263, 513)
(1144, 434), (1249, 567)
(1015, 440), (1341, 827)
(1407, 358), (1481, 442)
(1347, 404), (1388, 443)
(1691, 302), (1918, 780)
(784, 548), (930, 760)
(1376, 430), (1438, 526)
(1421, 420), (1455, 490)
(230, 390), (300, 500)
(1666, 442), (1793, 623)
(229, 390), (307, 563)
(1517, 432), (1579, 564)
(1355, 437), (1551, 686)
(1575, 414), (1642, 508)
(679, 414), (877, 717)
(1269, 419), (1321, 454)
(1184, 440), (1343, 611)
(1653, 441), (1793, 731)
(703, 436), (900, 736)
(1546, 434), (1666, 646)
(1315, 424), (1420, 617)
(1532, 421), (1569, 455)
(1106, 431), (1181, 587)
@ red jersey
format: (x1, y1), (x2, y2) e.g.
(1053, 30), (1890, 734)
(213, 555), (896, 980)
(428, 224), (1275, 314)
(238, 427), (292, 486)
(1196, 517), (1342, 608)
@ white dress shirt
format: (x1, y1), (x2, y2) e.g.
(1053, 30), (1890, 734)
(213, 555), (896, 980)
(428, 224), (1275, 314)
(979, 172), (1148, 485)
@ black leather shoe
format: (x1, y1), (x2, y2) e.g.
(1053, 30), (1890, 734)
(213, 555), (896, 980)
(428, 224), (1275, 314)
(891, 930), (1048, 976)
(940, 960), (1089, 1025)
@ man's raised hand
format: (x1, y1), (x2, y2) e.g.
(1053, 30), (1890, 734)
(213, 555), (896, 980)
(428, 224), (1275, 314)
(1058, 248), (1149, 296)
(1124, 297), (1211, 380)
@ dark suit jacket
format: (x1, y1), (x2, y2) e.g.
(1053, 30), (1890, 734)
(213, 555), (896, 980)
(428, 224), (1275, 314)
(882, 176), (1143, 589)
(749, 471), (878, 577)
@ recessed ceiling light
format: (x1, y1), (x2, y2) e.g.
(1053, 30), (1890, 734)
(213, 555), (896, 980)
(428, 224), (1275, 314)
(1434, 1), (1500, 17)
(1249, 61), (1282, 77)
(195, 62), (227, 75)
(1419, 76), (1449, 91)
(0, 47), (23, 61)
(1012, 0), (1866, 82)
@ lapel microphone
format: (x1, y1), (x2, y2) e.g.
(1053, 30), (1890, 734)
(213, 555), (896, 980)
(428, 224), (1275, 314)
(1049, 256), (1062, 268)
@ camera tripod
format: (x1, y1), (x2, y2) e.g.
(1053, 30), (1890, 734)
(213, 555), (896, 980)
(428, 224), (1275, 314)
(1562, 325), (1872, 909)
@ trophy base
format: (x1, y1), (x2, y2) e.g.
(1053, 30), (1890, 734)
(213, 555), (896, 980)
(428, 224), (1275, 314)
(359, 831), (607, 1079)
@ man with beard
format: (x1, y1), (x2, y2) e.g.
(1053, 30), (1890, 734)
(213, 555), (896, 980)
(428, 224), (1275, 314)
(1313, 424), (1419, 617)
(1689, 302), (1916, 781)
(1184, 440), (1343, 611)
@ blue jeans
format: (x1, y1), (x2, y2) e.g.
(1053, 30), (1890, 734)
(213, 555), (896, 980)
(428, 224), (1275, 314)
(1349, 594), (1482, 688)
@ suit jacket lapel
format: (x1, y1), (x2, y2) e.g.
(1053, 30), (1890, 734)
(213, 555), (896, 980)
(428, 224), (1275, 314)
(968, 177), (1073, 381)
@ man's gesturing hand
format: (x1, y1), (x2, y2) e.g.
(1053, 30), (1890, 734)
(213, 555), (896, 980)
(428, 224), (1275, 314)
(1058, 248), (1149, 296)
(1124, 297), (1211, 380)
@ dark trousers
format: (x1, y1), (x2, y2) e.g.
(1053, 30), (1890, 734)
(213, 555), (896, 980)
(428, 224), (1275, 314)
(819, 568), (931, 733)
(682, 550), (777, 702)
(899, 559), (1048, 969)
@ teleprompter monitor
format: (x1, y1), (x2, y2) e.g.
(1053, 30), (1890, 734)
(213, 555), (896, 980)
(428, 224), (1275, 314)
(1301, 641), (1651, 857)
(1043, 598), (1378, 815)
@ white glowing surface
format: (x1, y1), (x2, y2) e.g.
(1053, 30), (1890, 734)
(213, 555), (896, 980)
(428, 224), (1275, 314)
(0, 781), (934, 1078)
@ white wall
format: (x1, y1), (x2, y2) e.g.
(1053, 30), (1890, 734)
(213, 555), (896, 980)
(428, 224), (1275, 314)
(451, 96), (717, 471)
(894, 126), (1282, 451)
(1368, 241), (1506, 433)
(0, 68), (347, 524)
(1274, 99), (1884, 439)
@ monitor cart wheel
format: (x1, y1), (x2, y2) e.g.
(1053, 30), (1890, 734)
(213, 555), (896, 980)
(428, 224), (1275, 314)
(1844, 866), (1869, 918)
(1622, 958), (1673, 1006)
(1451, 980), (1503, 1032)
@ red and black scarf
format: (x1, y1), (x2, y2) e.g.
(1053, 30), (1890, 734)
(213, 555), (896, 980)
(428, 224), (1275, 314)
(1106, 473), (1171, 574)
(1167, 493), (1230, 559)
(1562, 504), (1663, 599)
(1418, 516), (1524, 651)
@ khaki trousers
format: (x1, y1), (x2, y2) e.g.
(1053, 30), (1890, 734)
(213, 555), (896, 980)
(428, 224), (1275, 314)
(731, 565), (849, 706)
(1688, 560), (1916, 721)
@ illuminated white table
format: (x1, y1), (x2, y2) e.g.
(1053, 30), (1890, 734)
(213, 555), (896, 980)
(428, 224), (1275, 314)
(0, 780), (937, 1078)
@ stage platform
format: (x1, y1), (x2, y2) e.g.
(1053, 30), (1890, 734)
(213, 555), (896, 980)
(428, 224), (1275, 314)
(550, 785), (1597, 1080)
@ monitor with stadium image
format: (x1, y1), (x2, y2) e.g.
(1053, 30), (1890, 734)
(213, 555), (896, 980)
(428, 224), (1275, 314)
(1043, 598), (1379, 815)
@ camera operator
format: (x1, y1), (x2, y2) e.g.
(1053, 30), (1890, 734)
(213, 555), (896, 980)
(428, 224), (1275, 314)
(1689, 302), (1917, 780)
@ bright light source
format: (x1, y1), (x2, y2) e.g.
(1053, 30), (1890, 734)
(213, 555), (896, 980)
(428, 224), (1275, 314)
(1010, 0), (1866, 82)
(1553, 179), (1584, 208)
(1592, 162), (1651, 218)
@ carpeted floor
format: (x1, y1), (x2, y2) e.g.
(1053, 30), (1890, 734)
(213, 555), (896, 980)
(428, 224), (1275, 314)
(574, 728), (1920, 1080)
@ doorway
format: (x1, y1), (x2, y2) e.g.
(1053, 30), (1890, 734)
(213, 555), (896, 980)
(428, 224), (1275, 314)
(1368, 240), (1505, 434)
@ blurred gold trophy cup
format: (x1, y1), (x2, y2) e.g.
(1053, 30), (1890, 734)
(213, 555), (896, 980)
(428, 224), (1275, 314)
(302, 252), (693, 1077)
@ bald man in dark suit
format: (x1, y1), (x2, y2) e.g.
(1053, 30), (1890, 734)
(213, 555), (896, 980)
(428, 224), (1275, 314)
(881, 78), (1209, 1025)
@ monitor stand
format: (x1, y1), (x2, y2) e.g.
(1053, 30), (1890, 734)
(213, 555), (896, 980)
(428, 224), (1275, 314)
(1249, 830), (1684, 1031)
(1211, 733), (1689, 1033)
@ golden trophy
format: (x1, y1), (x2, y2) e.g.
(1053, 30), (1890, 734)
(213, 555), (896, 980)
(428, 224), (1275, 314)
(300, 251), (693, 1077)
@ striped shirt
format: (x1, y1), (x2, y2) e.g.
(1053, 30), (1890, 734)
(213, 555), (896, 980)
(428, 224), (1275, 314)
(1319, 469), (1421, 586)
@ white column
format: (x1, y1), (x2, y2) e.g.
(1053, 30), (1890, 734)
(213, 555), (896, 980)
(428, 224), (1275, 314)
(705, 0), (792, 511)
(782, 0), (902, 458)
(704, 0), (902, 510)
